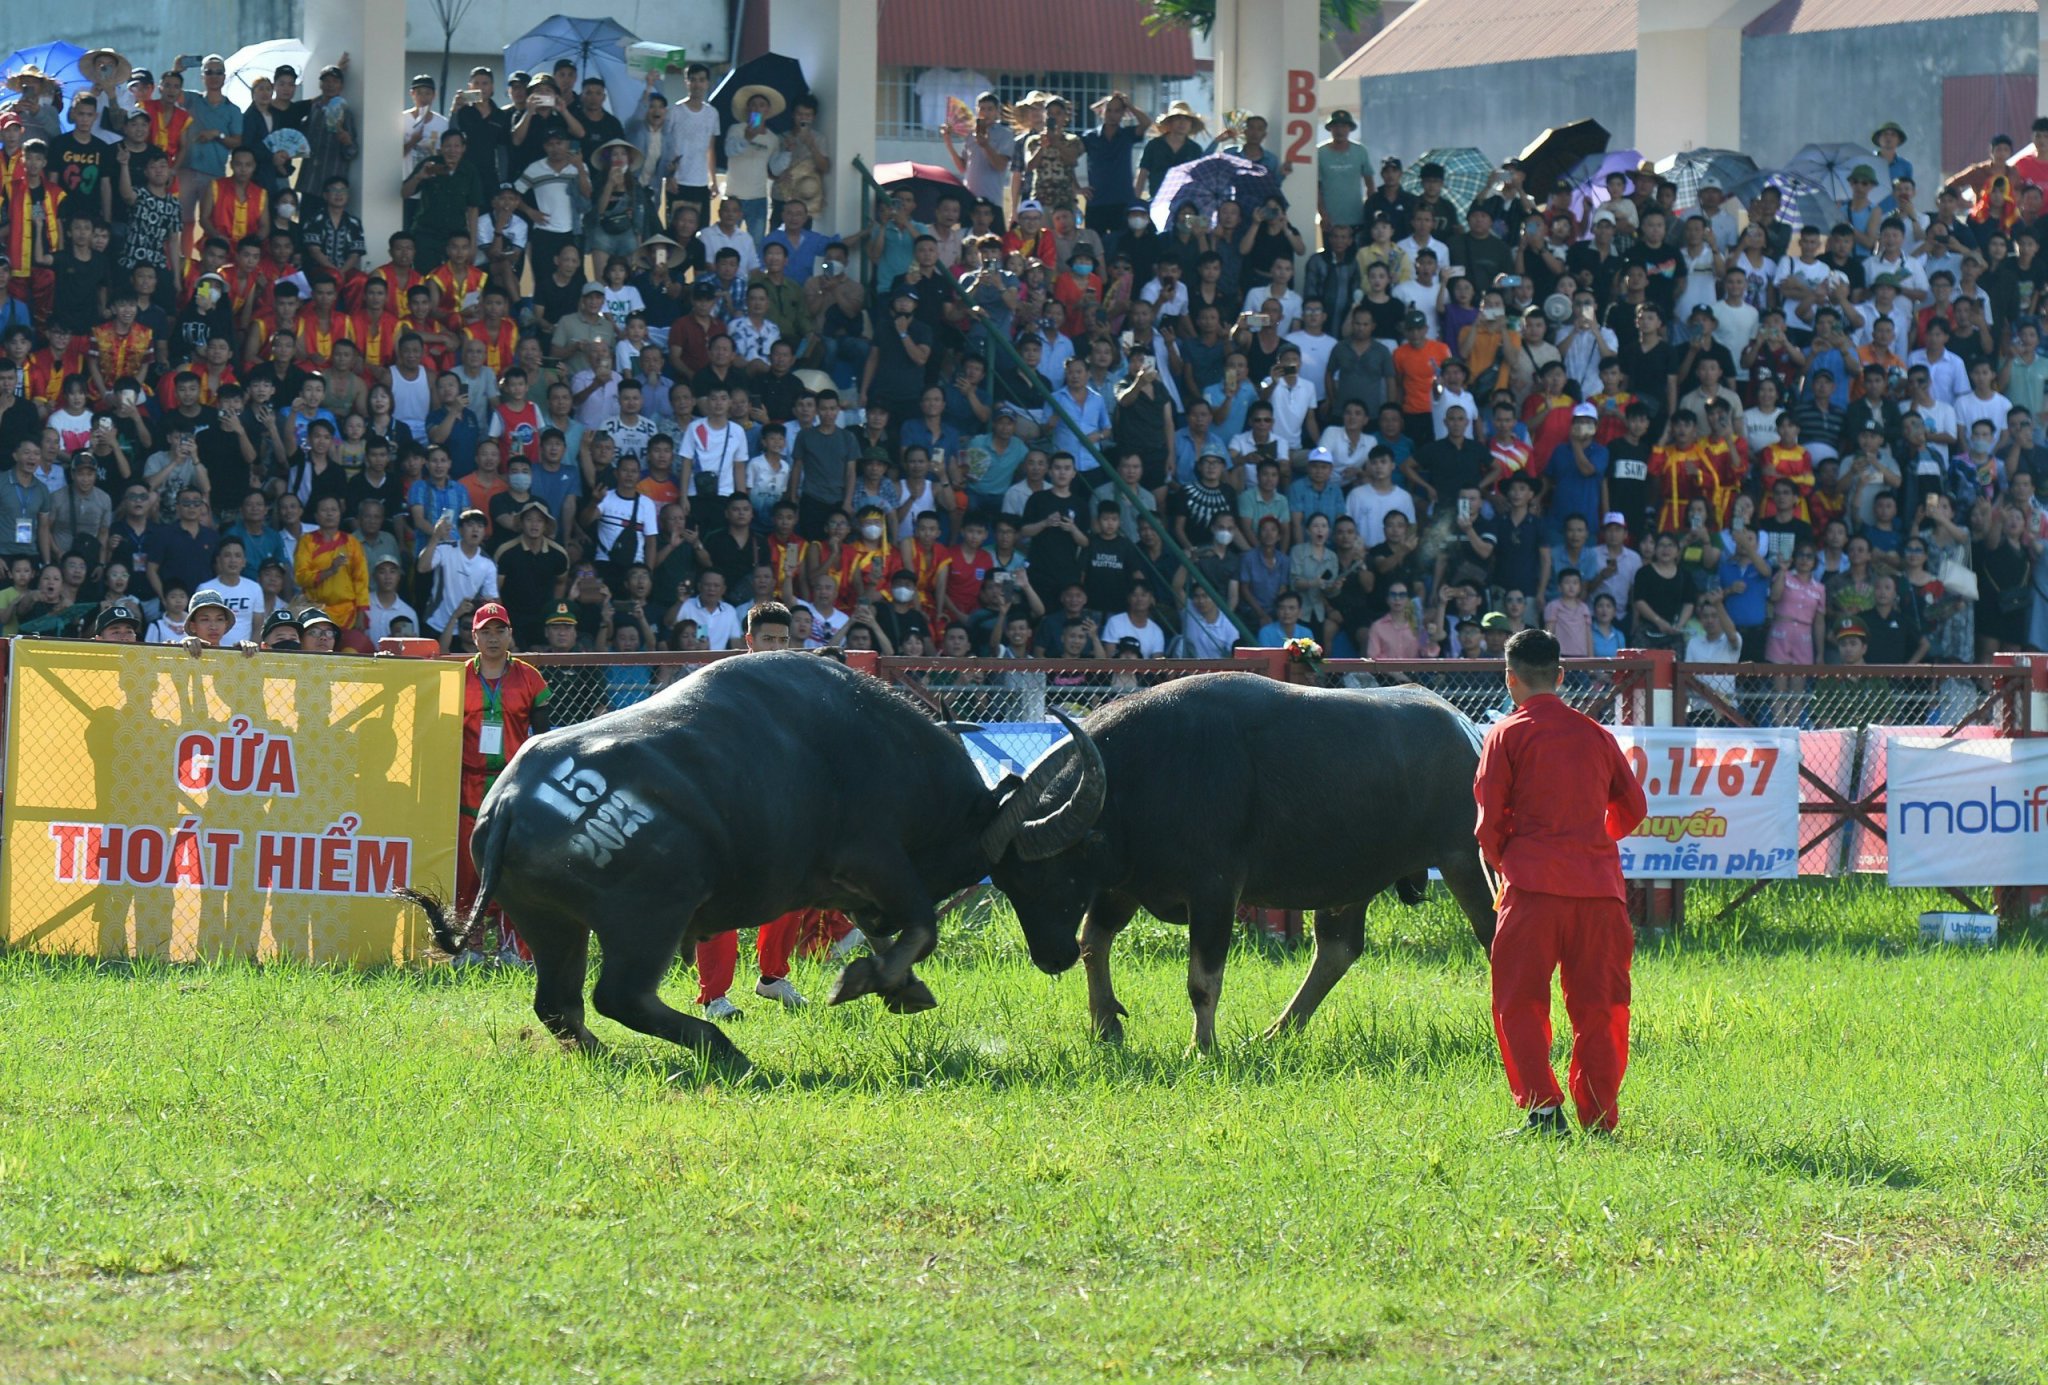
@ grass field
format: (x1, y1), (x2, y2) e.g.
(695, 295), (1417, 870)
(3, 881), (2045, 1384)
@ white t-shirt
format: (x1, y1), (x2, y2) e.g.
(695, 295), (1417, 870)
(1284, 330), (1337, 404)
(389, 364), (432, 435)
(603, 414), (660, 462)
(49, 408), (94, 455)
(515, 157), (583, 235)
(400, 107), (449, 177)
(1954, 390), (2012, 443)
(1390, 280), (1441, 338)
(1344, 482), (1415, 547)
(678, 596), (741, 649)
(209, 574), (263, 645)
(1101, 612), (1165, 657)
(426, 543), (499, 631)
(797, 598), (849, 644)
(592, 489), (659, 563)
(679, 418), (748, 494)
(667, 100), (722, 187)
(365, 591), (421, 642)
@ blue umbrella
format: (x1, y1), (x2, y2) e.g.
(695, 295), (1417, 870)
(503, 16), (638, 105)
(2, 42), (91, 124)
(1726, 169), (1840, 231)
(1149, 152), (1283, 233)
(1567, 148), (1646, 224)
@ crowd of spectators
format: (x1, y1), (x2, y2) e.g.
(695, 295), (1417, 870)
(1, 48), (2043, 684)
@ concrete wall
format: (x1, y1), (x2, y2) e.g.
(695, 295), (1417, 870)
(1348, 52), (1635, 169)
(1739, 14), (2036, 173)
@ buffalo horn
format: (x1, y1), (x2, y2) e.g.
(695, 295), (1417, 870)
(979, 710), (1105, 861)
(1012, 710), (1108, 861)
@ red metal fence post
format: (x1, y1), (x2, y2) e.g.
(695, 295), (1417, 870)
(1231, 646), (1290, 680)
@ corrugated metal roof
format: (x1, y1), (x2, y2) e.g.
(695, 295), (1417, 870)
(877, 0), (1196, 78)
(1328, 0), (1638, 79)
(1745, 0), (2030, 36)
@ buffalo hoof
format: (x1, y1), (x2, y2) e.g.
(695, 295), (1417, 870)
(880, 976), (939, 1014)
(825, 955), (881, 1006)
(1091, 1000), (1129, 1044)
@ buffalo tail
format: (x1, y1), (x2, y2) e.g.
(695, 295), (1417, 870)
(394, 808), (511, 956)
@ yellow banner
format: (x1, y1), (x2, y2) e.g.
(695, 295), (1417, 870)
(2, 643), (463, 964)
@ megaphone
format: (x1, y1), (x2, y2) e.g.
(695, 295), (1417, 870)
(1543, 293), (1574, 323)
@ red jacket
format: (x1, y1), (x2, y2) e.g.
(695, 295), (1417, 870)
(1474, 693), (1647, 901)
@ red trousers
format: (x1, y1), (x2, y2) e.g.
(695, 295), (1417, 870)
(1489, 885), (1633, 1131)
(454, 810), (524, 957)
(695, 913), (799, 1003)
(792, 908), (856, 958)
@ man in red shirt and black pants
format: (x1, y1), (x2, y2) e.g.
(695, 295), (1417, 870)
(1474, 629), (1648, 1135)
(457, 601), (552, 966)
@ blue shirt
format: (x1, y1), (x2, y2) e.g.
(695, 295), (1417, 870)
(426, 407), (480, 476)
(1287, 476), (1345, 530)
(1547, 440), (1607, 536)
(407, 478), (470, 551)
(1080, 124), (1142, 208)
(763, 226), (831, 282)
(223, 522), (286, 572)
(1202, 380), (1257, 442)
(872, 220), (928, 293)
(1719, 554), (1772, 628)
(900, 417), (962, 462)
(1050, 386), (1111, 467)
(1591, 624), (1626, 657)
(182, 93), (244, 179)
(1256, 619), (1313, 645)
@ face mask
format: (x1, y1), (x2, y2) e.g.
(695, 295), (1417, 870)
(1072, 262), (1093, 277)
(507, 472), (531, 491)
(860, 523), (883, 541)
(1127, 215), (1147, 230)
(277, 202), (298, 219)
(890, 585), (916, 604)
(1212, 530), (1233, 547)
(1969, 437), (1993, 455)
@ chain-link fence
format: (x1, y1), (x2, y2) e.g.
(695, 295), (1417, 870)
(1310, 656), (1657, 728)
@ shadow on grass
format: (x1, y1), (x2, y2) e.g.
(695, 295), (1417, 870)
(1721, 1130), (1928, 1190)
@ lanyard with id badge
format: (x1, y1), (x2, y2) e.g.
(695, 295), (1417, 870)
(476, 666), (506, 758)
(12, 483), (32, 548)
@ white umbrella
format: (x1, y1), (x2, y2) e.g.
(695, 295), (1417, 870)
(222, 38), (311, 109)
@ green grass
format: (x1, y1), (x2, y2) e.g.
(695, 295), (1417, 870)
(3, 881), (2046, 1384)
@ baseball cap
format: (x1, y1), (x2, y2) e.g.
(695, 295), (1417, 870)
(544, 600), (578, 626)
(1018, 198), (1045, 214)
(1403, 310), (1428, 329)
(1115, 635), (1143, 652)
(260, 608), (303, 638)
(1572, 403), (1598, 419)
(458, 508), (488, 526)
(582, 282), (606, 297)
(129, 67), (155, 87)
(471, 65), (495, 78)
(93, 601), (143, 635)
(1324, 110), (1356, 130)
(373, 554), (401, 571)
(298, 607), (338, 630)
(1834, 617), (1868, 640)
(1479, 611), (1513, 633)
(188, 588), (232, 618)
(1306, 445), (1334, 465)
(1601, 511), (1628, 529)
(1380, 156), (1403, 171)
(1590, 207), (1617, 226)
(411, 73), (437, 90)
(472, 601), (511, 631)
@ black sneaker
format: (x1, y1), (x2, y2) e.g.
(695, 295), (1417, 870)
(1499, 1107), (1570, 1138)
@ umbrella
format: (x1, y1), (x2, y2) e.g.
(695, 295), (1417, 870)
(1566, 148), (1646, 223)
(1654, 147), (1760, 209)
(710, 52), (810, 136)
(2, 42), (90, 105)
(221, 38), (310, 109)
(1516, 118), (1609, 196)
(1400, 147), (1492, 215)
(1727, 170), (1839, 232)
(873, 160), (969, 222)
(503, 15), (639, 106)
(1148, 151), (1283, 233)
(1781, 141), (1871, 204)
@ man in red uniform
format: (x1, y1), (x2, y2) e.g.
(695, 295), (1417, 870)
(1474, 629), (1648, 1135)
(693, 602), (811, 1018)
(457, 601), (552, 966)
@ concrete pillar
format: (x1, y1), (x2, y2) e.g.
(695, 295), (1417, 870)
(304, 0), (408, 257)
(768, 0), (878, 241)
(2038, 1), (2048, 119)
(1211, 0), (1323, 238)
(1635, 0), (1775, 158)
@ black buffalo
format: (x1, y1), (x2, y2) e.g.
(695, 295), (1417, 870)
(988, 673), (1495, 1050)
(402, 651), (1104, 1067)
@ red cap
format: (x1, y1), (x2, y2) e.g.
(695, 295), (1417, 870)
(471, 601), (511, 632)
(0, 113), (21, 131)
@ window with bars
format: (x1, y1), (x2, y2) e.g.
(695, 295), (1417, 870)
(876, 67), (1160, 141)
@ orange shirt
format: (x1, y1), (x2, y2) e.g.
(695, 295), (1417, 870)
(1649, 441), (1736, 531)
(369, 262), (423, 306)
(636, 475), (681, 506)
(1759, 443), (1815, 495)
(1391, 340), (1451, 414)
(208, 179), (269, 245)
(464, 317), (517, 374)
(426, 264), (486, 321)
(3, 175), (61, 280)
(26, 344), (91, 409)
(293, 528), (370, 632)
(767, 534), (813, 600)
(296, 309), (346, 369)
(143, 100), (193, 172)
(90, 323), (155, 388)
(350, 309), (402, 372)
